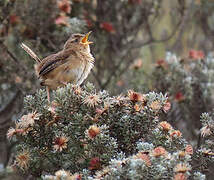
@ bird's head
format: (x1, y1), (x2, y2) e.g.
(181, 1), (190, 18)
(63, 31), (93, 52)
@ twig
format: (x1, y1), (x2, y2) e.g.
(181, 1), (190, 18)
(132, 8), (185, 49)
(0, 41), (19, 64)
(171, 0), (193, 51)
(0, 41), (28, 73)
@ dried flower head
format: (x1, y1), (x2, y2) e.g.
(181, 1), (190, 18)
(15, 151), (30, 169)
(174, 173), (187, 180)
(100, 22), (116, 33)
(7, 126), (30, 138)
(128, 90), (144, 102)
(175, 92), (185, 102)
(94, 167), (110, 179)
(96, 108), (105, 115)
(159, 121), (172, 131)
(116, 80), (125, 87)
(18, 128), (30, 135)
(73, 85), (82, 95)
(53, 136), (69, 152)
(84, 94), (101, 108)
(113, 94), (126, 106)
(178, 151), (186, 158)
(150, 100), (161, 111)
(70, 173), (82, 180)
(152, 146), (167, 157)
(89, 157), (101, 170)
(189, 50), (205, 60)
(170, 130), (182, 138)
(134, 104), (141, 112)
(9, 14), (20, 25)
(103, 101), (111, 111)
(174, 163), (191, 173)
(57, 0), (71, 14)
(200, 125), (212, 137)
(131, 58), (143, 70)
(136, 152), (151, 166)
(155, 59), (168, 68)
(18, 112), (40, 128)
(55, 14), (69, 26)
(7, 127), (16, 139)
(55, 169), (70, 178)
(87, 125), (100, 139)
(185, 145), (193, 155)
(15, 75), (22, 83)
(163, 101), (171, 113)
(93, 108), (105, 122)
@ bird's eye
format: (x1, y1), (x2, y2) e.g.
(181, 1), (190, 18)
(74, 39), (78, 42)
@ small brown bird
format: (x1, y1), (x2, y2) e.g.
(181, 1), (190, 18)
(21, 31), (94, 101)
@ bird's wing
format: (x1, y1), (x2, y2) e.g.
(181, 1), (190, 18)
(38, 49), (75, 76)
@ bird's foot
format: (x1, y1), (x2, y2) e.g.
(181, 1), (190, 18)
(61, 81), (68, 86)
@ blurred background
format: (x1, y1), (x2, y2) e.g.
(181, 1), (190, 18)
(1, 0), (214, 177)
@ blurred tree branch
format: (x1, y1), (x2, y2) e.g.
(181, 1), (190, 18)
(82, 0), (186, 90)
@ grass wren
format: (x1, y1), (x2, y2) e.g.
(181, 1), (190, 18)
(21, 31), (94, 101)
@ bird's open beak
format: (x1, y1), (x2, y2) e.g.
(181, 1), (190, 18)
(81, 31), (93, 45)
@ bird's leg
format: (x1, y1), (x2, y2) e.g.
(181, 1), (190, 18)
(61, 81), (68, 86)
(58, 81), (69, 88)
(46, 86), (50, 103)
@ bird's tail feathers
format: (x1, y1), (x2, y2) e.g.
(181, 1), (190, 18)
(20, 43), (41, 63)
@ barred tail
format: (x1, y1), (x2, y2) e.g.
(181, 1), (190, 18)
(20, 43), (41, 63)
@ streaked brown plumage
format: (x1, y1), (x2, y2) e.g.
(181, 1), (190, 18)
(21, 31), (94, 101)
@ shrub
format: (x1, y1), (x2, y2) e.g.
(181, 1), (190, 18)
(6, 82), (214, 179)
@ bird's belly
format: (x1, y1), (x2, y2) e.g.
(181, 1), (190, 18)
(59, 62), (93, 85)
(43, 61), (93, 89)
(51, 65), (82, 85)
(76, 62), (93, 85)
(61, 67), (84, 84)
(42, 65), (81, 89)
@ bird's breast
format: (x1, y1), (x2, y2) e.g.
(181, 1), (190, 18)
(56, 59), (93, 85)
(76, 60), (94, 85)
(40, 52), (94, 89)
